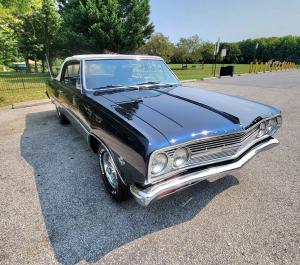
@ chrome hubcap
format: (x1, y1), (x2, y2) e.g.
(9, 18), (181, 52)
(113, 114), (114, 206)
(102, 151), (118, 189)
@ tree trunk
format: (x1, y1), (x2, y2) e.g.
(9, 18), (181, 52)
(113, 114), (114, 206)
(34, 58), (38, 73)
(44, 6), (53, 75)
(42, 60), (45, 73)
(25, 58), (31, 73)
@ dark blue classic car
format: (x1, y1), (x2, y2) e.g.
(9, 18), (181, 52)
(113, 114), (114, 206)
(46, 55), (282, 206)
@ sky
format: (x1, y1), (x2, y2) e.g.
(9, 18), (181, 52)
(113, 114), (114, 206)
(150, 0), (300, 43)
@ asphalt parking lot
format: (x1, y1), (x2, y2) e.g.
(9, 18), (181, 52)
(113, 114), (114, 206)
(0, 70), (299, 265)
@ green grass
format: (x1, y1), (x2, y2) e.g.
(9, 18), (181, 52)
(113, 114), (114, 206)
(0, 90), (47, 107)
(0, 72), (49, 107)
(169, 64), (250, 80)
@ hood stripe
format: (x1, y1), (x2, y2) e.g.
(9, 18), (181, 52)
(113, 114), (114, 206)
(158, 89), (240, 125)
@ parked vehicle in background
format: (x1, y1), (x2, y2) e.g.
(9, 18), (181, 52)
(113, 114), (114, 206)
(46, 54), (282, 206)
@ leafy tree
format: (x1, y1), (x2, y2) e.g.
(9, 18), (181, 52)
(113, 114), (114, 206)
(0, 0), (41, 21)
(39, 0), (62, 71)
(176, 35), (203, 63)
(171, 46), (188, 64)
(239, 39), (257, 63)
(58, 0), (154, 54)
(0, 0), (42, 69)
(238, 36), (300, 63)
(197, 41), (214, 63)
(138, 33), (174, 62)
(13, 11), (43, 71)
(9, 0), (62, 72)
(220, 42), (241, 63)
(0, 25), (20, 67)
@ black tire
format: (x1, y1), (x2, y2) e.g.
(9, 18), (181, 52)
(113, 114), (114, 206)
(98, 145), (129, 201)
(55, 106), (69, 124)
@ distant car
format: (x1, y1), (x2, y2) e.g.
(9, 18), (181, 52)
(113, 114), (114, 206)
(46, 54), (282, 206)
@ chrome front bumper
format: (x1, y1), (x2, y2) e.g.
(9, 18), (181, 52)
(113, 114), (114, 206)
(130, 138), (279, 206)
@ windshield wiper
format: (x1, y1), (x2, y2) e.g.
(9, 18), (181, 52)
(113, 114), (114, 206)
(136, 81), (160, 86)
(93, 85), (127, 90)
(135, 82), (178, 87)
(93, 85), (138, 95)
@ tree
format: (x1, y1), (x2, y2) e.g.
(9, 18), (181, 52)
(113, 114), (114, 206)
(58, 0), (154, 54)
(0, 0), (41, 68)
(0, 25), (20, 67)
(39, 0), (62, 71)
(197, 41), (214, 63)
(176, 35), (203, 63)
(220, 42), (241, 63)
(138, 33), (174, 62)
(239, 39), (257, 63)
(9, 0), (62, 72)
(13, 11), (43, 72)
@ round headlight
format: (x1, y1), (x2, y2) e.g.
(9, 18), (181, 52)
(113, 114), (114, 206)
(173, 148), (189, 168)
(276, 116), (282, 128)
(151, 153), (168, 175)
(266, 118), (277, 134)
(257, 122), (266, 138)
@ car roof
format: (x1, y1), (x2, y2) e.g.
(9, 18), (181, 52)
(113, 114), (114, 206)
(65, 54), (163, 61)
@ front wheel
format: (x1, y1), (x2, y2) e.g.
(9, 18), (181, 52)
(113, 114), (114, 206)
(55, 105), (69, 124)
(98, 146), (129, 201)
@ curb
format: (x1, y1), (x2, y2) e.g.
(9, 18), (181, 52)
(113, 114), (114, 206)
(181, 79), (197, 83)
(202, 76), (217, 80)
(218, 75), (232, 79)
(11, 99), (51, 109)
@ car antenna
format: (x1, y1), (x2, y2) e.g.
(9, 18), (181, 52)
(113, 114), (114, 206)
(45, 54), (53, 79)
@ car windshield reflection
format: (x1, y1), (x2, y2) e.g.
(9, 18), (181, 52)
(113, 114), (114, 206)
(84, 59), (179, 90)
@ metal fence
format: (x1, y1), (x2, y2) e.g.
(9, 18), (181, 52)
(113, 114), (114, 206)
(0, 72), (51, 93)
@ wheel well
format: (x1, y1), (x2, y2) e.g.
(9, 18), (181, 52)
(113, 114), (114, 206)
(89, 134), (127, 185)
(89, 134), (100, 153)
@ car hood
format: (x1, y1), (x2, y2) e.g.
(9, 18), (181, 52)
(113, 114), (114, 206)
(90, 85), (280, 145)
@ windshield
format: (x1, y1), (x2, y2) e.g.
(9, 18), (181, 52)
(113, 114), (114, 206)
(84, 59), (179, 90)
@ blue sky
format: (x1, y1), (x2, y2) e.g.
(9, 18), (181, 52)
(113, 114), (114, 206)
(150, 0), (300, 43)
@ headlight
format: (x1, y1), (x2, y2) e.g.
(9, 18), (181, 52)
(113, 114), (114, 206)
(266, 118), (277, 134)
(257, 121), (267, 138)
(173, 148), (189, 167)
(276, 116), (282, 128)
(151, 153), (168, 175)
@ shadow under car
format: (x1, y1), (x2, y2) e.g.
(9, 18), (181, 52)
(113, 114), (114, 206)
(21, 109), (239, 265)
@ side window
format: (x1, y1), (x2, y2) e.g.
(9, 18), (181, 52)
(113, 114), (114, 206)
(62, 62), (81, 89)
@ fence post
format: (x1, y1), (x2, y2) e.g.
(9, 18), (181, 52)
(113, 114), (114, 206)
(21, 76), (26, 90)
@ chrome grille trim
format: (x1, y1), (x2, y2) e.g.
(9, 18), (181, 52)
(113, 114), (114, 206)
(172, 126), (259, 168)
(147, 114), (282, 185)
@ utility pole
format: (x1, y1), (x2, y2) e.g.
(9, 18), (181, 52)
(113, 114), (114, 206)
(253, 43), (259, 62)
(213, 37), (220, 77)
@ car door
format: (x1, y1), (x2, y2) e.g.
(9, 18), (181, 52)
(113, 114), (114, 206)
(60, 60), (91, 138)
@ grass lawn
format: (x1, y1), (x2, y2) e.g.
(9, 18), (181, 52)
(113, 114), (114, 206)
(169, 64), (250, 80)
(0, 89), (47, 108)
(0, 72), (49, 108)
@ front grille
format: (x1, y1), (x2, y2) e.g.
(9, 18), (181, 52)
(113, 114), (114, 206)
(167, 125), (259, 168)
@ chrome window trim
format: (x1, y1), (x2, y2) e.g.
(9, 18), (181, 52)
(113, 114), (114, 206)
(60, 59), (83, 93)
(146, 114), (281, 185)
